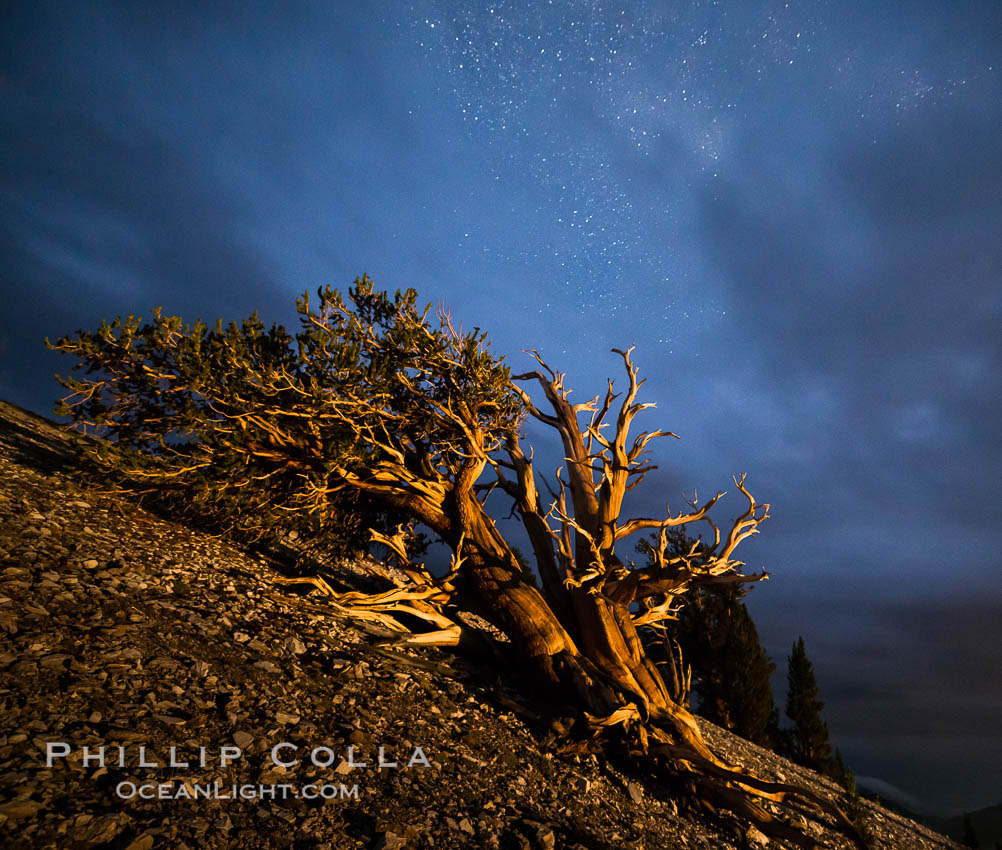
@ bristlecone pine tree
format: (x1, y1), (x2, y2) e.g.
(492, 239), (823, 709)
(49, 276), (867, 848)
(785, 636), (836, 776)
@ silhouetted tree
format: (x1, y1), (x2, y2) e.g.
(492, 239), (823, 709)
(962, 813), (979, 848)
(638, 533), (779, 749)
(834, 748), (848, 784)
(784, 636), (836, 776)
(696, 590), (778, 747)
(49, 276), (867, 848)
(840, 767), (874, 848)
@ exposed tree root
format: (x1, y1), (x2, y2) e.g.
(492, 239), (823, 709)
(277, 566), (868, 850)
(273, 543), (465, 648)
(648, 736), (868, 848)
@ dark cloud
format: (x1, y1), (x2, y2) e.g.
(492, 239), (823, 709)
(0, 1), (438, 411)
(678, 39), (1002, 809)
(2, 0), (1000, 815)
(1, 93), (287, 411)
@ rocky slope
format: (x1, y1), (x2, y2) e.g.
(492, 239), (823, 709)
(0, 399), (961, 850)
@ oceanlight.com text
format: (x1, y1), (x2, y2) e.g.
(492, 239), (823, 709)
(115, 780), (360, 801)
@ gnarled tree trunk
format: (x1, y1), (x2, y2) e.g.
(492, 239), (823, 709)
(333, 347), (867, 848)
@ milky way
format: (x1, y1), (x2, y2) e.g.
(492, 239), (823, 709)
(401, 1), (994, 346)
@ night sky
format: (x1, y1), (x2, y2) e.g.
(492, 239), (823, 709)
(2, 1), (1001, 816)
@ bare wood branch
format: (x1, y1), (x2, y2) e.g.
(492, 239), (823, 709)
(614, 491), (725, 541)
(716, 474), (771, 563)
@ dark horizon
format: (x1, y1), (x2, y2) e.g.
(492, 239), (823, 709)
(2, 1), (1000, 816)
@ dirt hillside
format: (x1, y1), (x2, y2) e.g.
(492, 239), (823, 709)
(0, 400), (960, 850)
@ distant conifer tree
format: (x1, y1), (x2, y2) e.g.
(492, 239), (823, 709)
(840, 767), (874, 848)
(687, 587), (779, 747)
(834, 747), (848, 784)
(784, 636), (836, 775)
(638, 529), (779, 748)
(962, 813), (979, 848)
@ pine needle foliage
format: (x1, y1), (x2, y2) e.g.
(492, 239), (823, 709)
(47, 276), (522, 555)
(840, 768), (874, 849)
(784, 636), (836, 776)
(695, 592), (779, 747)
